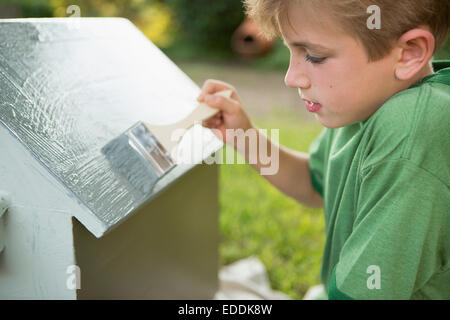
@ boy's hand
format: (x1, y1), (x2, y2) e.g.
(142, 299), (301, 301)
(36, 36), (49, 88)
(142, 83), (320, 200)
(198, 79), (253, 145)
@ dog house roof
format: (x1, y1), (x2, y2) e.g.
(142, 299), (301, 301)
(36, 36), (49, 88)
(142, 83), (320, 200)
(0, 18), (222, 237)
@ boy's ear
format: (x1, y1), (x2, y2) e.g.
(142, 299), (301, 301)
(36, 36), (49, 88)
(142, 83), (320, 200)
(394, 27), (435, 81)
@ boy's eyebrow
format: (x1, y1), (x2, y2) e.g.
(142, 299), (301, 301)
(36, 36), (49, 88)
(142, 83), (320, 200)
(283, 39), (331, 51)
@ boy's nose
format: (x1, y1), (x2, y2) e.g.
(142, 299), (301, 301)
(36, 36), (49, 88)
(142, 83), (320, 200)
(285, 64), (311, 89)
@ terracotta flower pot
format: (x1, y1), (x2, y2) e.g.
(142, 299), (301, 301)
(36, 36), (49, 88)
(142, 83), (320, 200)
(231, 18), (275, 59)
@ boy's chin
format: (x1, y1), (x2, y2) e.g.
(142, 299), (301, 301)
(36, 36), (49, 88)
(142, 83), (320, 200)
(315, 113), (364, 129)
(315, 115), (347, 129)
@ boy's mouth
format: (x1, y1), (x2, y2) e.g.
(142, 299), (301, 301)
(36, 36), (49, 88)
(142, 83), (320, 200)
(302, 98), (322, 113)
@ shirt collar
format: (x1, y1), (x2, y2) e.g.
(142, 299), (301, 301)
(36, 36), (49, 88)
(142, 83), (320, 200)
(409, 60), (450, 89)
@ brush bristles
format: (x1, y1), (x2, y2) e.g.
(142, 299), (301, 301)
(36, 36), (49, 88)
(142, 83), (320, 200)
(102, 134), (160, 195)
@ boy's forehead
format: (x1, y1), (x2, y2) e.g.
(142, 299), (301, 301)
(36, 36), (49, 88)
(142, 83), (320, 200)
(279, 2), (350, 49)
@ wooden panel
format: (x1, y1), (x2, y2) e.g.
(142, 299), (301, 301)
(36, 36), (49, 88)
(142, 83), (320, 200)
(73, 164), (219, 299)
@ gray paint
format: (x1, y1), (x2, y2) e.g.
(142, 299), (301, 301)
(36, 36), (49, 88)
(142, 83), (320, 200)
(0, 18), (223, 237)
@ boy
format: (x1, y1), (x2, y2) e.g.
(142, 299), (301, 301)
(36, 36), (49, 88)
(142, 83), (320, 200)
(198, 0), (450, 299)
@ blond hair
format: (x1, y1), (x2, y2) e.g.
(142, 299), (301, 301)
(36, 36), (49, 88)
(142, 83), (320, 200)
(244, 0), (450, 61)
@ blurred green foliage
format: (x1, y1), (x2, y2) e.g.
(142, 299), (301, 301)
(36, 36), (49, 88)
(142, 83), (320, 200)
(0, 0), (52, 17)
(161, 0), (245, 59)
(435, 37), (450, 60)
(51, 0), (176, 48)
(4, 0), (246, 58)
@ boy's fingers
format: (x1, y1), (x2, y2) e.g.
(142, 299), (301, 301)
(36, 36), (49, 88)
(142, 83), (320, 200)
(197, 79), (236, 101)
(202, 112), (220, 122)
(202, 79), (234, 94)
(203, 111), (224, 127)
(208, 113), (222, 121)
(204, 94), (238, 114)
(202, 117), (222, 128)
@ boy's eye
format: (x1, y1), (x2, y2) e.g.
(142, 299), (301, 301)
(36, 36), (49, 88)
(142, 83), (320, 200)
(305, 54), (326, 64)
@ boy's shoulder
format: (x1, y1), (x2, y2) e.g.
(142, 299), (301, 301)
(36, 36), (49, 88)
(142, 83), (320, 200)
(361, 60), (450, 178)
(369, 61), (450, 130)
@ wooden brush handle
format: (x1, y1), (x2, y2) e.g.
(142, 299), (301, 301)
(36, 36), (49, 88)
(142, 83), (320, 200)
(147, 90), (232, 153)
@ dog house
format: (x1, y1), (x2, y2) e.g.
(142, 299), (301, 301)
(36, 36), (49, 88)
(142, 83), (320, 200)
(0, 18), (222, 299)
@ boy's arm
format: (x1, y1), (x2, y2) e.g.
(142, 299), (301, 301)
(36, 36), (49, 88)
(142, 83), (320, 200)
(239, 128), (324, 208)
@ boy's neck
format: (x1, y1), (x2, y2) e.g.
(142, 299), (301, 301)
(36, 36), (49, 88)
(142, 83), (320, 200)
(405, 60), (434, 88)
(417, 61), (434, 80)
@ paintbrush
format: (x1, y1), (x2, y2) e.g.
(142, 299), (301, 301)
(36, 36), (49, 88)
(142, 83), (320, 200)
(101, 90), (232, 195)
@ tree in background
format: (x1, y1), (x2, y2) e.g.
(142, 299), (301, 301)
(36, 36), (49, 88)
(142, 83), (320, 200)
(0, 0), (53, 18)
(162, 0), (245, 57)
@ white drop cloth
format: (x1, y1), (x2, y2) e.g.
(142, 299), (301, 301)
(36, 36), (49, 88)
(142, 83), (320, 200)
(214, 256), (291, 300)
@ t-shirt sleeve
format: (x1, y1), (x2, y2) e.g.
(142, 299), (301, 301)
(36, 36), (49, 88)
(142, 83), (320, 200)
(308, 128), (331, 198)
(331, 159), (449, 299)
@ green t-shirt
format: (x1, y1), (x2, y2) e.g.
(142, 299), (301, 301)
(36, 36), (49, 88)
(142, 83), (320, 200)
(309, 60), (450, 299)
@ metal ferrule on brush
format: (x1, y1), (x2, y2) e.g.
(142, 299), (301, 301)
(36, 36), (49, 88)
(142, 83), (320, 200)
(126, 122), (175, 178)
(102, 121), (177, 195)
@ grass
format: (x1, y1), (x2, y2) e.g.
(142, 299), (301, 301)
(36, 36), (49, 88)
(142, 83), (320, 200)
(217, 112), (326, 299)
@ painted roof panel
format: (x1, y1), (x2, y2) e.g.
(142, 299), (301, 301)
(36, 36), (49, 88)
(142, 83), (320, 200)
(0, 18), (222, 237)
